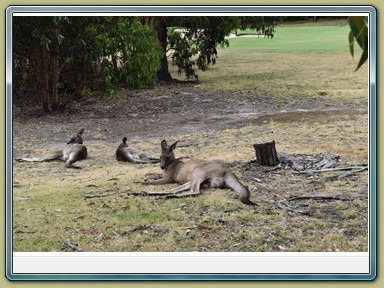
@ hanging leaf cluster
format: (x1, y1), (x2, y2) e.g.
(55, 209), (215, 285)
(348, 16), (368, 71)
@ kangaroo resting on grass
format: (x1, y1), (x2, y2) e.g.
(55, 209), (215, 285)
(142, 140), (256, 205)
(115, 137), (160, 164)
(16, 128), (87, 169)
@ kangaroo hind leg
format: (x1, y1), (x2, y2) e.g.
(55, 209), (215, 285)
(165, 177), (203, 199)
(142, 182), (192, 196)
(162, 179), (201, 199)
(65, 152), (82, 169)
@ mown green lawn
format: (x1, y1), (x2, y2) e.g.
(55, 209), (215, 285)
(230, 24), (360, 55)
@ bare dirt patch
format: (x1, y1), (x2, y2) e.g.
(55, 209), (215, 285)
(13, 80), (366, 149)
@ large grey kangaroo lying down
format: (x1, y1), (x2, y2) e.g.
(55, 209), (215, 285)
(141, 140), (256, 205)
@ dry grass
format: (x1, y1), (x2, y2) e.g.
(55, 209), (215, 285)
(172, 52), (367, 106)
(13, 111), (368, 252)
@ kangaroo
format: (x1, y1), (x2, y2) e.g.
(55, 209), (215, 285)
(115, 137), (160, 164)
(16, 128), (88, 169)
(141, 140), (256, 205)
(67, 128), (84, 144)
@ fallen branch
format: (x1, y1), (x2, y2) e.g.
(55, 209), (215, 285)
(84, 191), (118, 198)
(121, 225), (151, 235)
(278, 154), (303, 171)
(83, 189), (131, 199)
(262, 164), (282, 173)
(326, 166), (368, 181)
(312, 151), (339, 169)
(288, 194), (352, 202)
(265, 199), (310, 215)
(293, 166), (367, 175)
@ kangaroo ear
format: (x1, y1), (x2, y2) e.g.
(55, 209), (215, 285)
(169, 140), (179, 151)
(161, 140), (168, 150)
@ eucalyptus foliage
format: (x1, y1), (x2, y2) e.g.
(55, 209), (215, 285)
(154, 16), (276, 80)
(13, 16), (161, 111)
(348, 16), (368, 71)
(13, 16), (276, 112)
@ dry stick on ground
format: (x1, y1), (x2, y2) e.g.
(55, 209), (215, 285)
(278, 154), (303, 171)
(288, 194), (353, 202)
(83, 189), (131, 199)
(262, 165), (283, 173)
(121, 225), (151, 235)
(326, 166), (368, 181)
(264, 199), (310, 215)
(292, 166), (367, 175)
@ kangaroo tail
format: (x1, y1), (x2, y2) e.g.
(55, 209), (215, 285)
(16, 150), (63, 163)
(224, 172), (256, 206)
(148, 155), (161, 162)
(16, 157), (42, 162)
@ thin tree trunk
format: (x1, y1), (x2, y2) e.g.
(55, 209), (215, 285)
(41, 47), (51, 112)
(156, 17), (173, 82)
(51, 36), (60, 110)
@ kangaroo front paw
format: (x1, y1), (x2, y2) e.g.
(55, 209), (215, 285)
(241, 198), (257, 206)
(141, 180), (152, 185)
(66, 165), (82, 169)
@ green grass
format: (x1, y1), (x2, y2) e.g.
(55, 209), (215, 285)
(169, 22), (367, 94)
(227, 24), (356, 53)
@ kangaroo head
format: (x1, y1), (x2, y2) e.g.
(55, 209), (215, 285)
(78, 128), (84, 136)
(160, 140), (179, 170)
(67, 128), (84, 144)
(122, 137), (128, 145)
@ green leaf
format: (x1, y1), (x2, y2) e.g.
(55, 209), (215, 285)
(349, 16), (367, 50)
(348, 16), (368, 71)
(57, 34), (65, 45)
(355, 47), (368, 71)
(348, 31), (354, 58)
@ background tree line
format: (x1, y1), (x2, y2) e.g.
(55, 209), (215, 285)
(13, 17), (162, 112)
(13, 16), (276, 113)
(13, 16), (366, 113)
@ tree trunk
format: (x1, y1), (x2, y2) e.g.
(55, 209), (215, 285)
(51, 36), (60, 110)
(40, 47), (51, 112)
(156, 17), (173, 82)
(253, 140), (280, 166)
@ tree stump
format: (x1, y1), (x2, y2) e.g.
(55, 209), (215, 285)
(253, 140), (280, 166)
